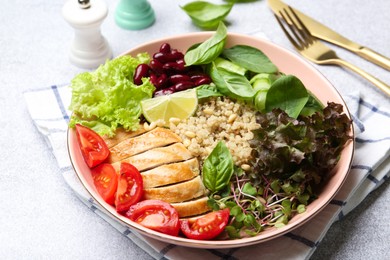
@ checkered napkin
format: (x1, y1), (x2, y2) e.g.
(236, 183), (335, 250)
(24, 83), (389, 259)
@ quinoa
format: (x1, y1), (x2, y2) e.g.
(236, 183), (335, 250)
(169, 97), (260, 167)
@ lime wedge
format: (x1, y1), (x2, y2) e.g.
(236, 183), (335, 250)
(141, 89), (198, 124)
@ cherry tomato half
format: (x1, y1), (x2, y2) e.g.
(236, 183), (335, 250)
(91, 163), (118, 205)
(75, 124), (110, 168)
(179, 209), (230, 240)
(115, 162), (143, 213)
(126, 200), (180, 236)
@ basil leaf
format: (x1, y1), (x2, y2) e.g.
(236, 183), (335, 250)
(299, 92), (324, 116)
(222, 45), (278, 73)
(184, 22), (227, 66)
(210, 64), (256, 100)
(196, 84), (223, 99)
(265, 75), (309, 118)
(186, 43), (201, 53)
(181, 1), (233, 29)
(202, 141), (234, 193)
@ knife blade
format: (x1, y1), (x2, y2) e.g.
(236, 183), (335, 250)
(268, 0), (390, 71)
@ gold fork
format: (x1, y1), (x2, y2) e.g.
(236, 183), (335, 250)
(274, 7), (390, 97)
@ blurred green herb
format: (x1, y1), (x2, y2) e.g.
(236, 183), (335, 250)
(181, 1), (234, 29)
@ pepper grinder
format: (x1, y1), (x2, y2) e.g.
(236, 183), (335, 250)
(62, 0), (112, 69)
(115, 0), (155, 30)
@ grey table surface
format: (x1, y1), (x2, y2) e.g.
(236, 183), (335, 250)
(1, 0), (389, 259)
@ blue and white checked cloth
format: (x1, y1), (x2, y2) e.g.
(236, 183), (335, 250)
(24, 84), (389, 259)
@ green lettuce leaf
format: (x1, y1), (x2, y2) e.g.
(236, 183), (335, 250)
(68, 54), (155, 137)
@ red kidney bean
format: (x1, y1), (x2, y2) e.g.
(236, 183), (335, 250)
(176, 59), (186, 66)
(153, 52), (170, 63)
(153, 52), (182, 64)
(169, 74), (191, 84)
(149, 59), (164, 74)
(159, 43), (171, 53)
(172, 81), (195, 91)
(133, 64), (150, 85)
(194, 77), (212, 86)
(162, 62), (184, 72)
(154, 88), (174, 97)
(170, 49), (184, 60)
(190, 73), (209, 81)
(177, 61), (186, 71)
(149, 73), (158, 87)
(156, 74), (168, 89)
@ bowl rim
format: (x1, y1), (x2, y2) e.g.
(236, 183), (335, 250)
(67, 31), (355, 249)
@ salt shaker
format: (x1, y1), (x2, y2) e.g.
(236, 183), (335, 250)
(115, 0), (155, 30)
(62, 0), (112, 69)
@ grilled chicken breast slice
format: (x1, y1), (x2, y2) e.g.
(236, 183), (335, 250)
(171, 197), (210, 218)
(108, 127), (182, 163)
(112, 142), (193, 172)
(141, 158), (200, 188)
(102, 127), (147, 148)
(143, 175), (207, 203)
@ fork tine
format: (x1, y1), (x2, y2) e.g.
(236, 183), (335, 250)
(275, 6), (318, 51)
(279, 9), (308, 49)
(274, 13), (301, 50)
(287, 7), (314, 45)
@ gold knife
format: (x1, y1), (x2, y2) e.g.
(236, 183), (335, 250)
(268, 0), (390, 71)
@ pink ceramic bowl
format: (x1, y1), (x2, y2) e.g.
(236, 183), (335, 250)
(67, 32), (354, 249)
